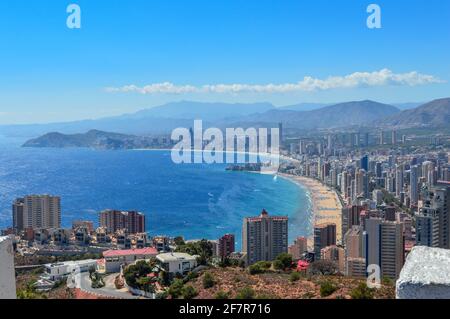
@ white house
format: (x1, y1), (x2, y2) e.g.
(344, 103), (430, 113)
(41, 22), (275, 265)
(42, 259), (98, 282)
(156, 252), (198, 275)
(102, 247), (158, 273)
(0, 236), (17, 299)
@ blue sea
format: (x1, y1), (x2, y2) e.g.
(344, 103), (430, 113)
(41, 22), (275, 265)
(0, 136), (312, 247)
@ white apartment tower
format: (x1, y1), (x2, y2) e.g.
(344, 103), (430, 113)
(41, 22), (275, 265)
(22, 195), (61, 230)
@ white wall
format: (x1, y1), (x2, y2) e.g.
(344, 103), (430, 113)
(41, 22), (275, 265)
(0, 236), (17, 299)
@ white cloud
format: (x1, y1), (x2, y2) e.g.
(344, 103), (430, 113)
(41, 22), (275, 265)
(105, 69), (444, 95)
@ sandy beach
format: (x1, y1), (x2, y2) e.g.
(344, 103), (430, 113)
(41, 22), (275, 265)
(279, 173), (343, 244)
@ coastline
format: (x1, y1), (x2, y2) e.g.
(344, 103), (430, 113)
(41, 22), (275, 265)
(278, 173), (343, 245)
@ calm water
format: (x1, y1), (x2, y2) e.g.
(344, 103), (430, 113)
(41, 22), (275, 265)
(0, 136), (312, 247)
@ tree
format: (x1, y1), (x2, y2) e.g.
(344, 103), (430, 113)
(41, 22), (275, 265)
(248, 261), (271, 275)
(168, 279), (185, 299)
(350, 283), (374, 299)
(236, 287), (255, 299)
(181, 285), (198, 299)
(308, 260), (338, 275)
(123, 260), (154, 289)
(176, 239), (213, 265)
(320, 280), (338, 297)
(274, 253), (293, 270)
(136, 277), (156, 293)
(174, 236), (185, 246)
(203, 272), (215, 289)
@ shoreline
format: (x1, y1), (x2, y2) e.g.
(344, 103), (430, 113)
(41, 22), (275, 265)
(278, 173), (343, 245)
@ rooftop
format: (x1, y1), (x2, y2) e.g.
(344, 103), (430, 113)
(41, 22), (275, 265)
(156, 252), (197, 262)
(103, 247), (158, 258)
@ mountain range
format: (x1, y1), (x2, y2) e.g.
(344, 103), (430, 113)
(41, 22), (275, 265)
(2, 98), (449, 138)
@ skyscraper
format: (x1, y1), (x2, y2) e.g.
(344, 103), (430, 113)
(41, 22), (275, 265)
(364, 218), (404, 279)
(278, 122), (283, 144)
(99, 210), (146, 234)
(242, 209), (288, 265)
(379, 221), (404, 279)
(288, 236), (308, 260)
(395, 164), (404, 197)
(218, 234), (235, 259)
(12, 198), (24, 233)
(341, 205), (364, 236)
(360, 155), (369, 172)
(416, 185), (450, 249)
(313, 223), (336, 260)
(391, 130), (397, 145)
(20, 195), (61, 230)
(410, 165), (419, 206)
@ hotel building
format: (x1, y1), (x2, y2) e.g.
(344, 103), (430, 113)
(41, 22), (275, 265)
(99, 210), (146, 234)
(242, 209), (288, 265)
(14, 195), (61, 231)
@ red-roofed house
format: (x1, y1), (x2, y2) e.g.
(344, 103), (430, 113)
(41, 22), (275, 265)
(102, 248), (158, 273)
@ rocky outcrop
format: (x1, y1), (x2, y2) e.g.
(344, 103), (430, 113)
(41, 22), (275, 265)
(396, 246), (450, 299)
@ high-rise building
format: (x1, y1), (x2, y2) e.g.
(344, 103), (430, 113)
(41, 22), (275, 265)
(321, 245), (345, 273)
(242, 209), (288, 265)
(364, 218), (404, 279)
(391, 130), (397, 145)
(218, 234), (235, 259)
(288, 236), (308, 260)
(12, 198), (24, 233)
(395, 164), (404, 197)
(379, 221), (404, 279)
(410, 165), (419, 206)
(416, 185), (450, 249)
(72, 220), (94, 233)
(344, 226), (365, 259)
(345, 257), (367, 278)
(360, 155), (369, 172)
(372, 189), (383, 205)
(0, 236), (16, 299)
(341, 205), (364, 236)
(19, 195), (61, 230)
(99, 210), (146, 234)
(313, 223), (336, 260)
(278, 123), (284, 144)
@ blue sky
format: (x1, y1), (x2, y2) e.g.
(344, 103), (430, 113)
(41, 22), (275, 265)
(0, 0), (449, 124)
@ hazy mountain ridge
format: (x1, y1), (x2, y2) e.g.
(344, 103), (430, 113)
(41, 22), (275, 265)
(3, 99), (448, 139)
(227, 100), (401, 129)
(380, 98), (450, 128)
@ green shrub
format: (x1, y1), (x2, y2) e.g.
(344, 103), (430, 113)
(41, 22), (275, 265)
(168, 279), (185, 299)
(215, 290), (230, 299)
(181, 285), (198, 299)
(236, 287), (255, 299)
(248, 261), (272, 274)
(350, 283), (374, 299)
(320, 280), (338, 297)
(203, 272), (215, 289)
(274, 253), (293, 270)
(289, 272), (301, 282)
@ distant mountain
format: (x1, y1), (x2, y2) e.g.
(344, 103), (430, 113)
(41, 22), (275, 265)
(123, 101), (275, 121)
(0, 101), (274, 137)
(4, 99), (443, 139)
(381, 98), (450, 128)
(22, 130), (156, 149)
(228, 100), (400, 129)
(277, 103), (329, 112)
(392, 102), (424, 110)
